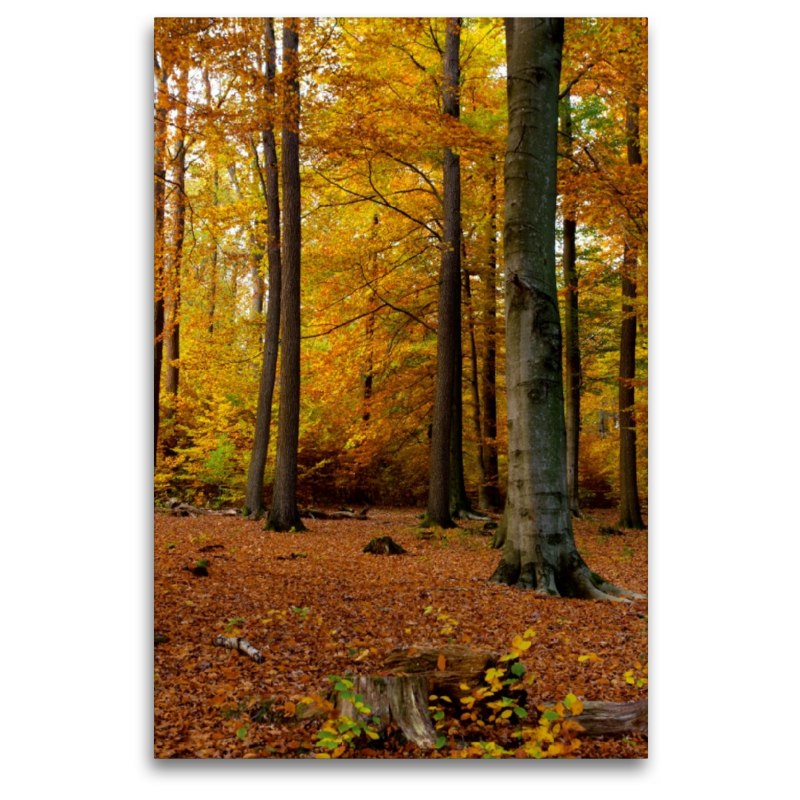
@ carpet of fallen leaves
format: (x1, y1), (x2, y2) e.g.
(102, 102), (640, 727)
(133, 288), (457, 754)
(154, 507), (648, 759)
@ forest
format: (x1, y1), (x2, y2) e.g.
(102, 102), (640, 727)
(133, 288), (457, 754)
(154, 16), (648, 760)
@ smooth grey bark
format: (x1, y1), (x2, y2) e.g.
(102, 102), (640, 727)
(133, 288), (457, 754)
(561, 91), (583, 518)
(479, 156), (502, 510)
(617, 97), (645, 530)
(153, 54), (169, 465)
(245, 18), (282, 519)
(266, 18), (305, 532)
(424, 18), (461, 529)
(163, 64), (188, 457)
(488, 18), (638, 600)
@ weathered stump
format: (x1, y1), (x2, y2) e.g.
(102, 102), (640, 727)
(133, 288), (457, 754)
(383, 645), (521, 701)
(363, 536), (407, 555)
(336, 675), (436, 748)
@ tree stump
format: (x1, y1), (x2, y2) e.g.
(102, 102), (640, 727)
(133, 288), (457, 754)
(363, 536), (406, 555)
(335, 675), (436, 749)
(383, 644), (521, 701)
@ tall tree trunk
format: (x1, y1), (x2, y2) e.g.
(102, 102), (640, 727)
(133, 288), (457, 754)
(450, 263), (486, 520)
(424, 18), (462, 530)
(489, 18), (637, 600)
(561, 91), (583, 518)
(266, 18), (305, 532)
(163, 64), (188, 456)
(464, 268), (486, 503)
(617, 97), (646, 530)
(153, 55), (169, 465)
(203, 68), (218, 335)
(363, 214), (379, 423)
(245, 18), (283, 519)
(479, 156), (502, 509)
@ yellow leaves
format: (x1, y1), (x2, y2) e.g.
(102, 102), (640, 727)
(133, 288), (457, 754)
(484, 667), (505, 683)
(578, 652), (601, 662)
(564, 693), (584, 716)
(511, 635), (532, 652)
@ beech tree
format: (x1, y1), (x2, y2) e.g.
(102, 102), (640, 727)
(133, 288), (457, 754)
(488, 18), (636, 600)
(244, 18), (282, 519)
(153, 53), (169, 464)
(561, 90), (583, 518)
(267, 18), (305, 532)
(424, 18), (462, 529)
(617, 94), (646, 530)
(163, 62), (189, 456)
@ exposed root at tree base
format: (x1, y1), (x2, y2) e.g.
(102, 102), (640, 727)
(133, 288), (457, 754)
(488, 553), (645, 602)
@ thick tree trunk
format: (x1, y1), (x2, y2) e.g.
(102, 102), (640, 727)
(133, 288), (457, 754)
(163, 65), (188, 456)
(479, 156), (502, 509)
(245, 18), (282, 519)
(617, 98), (645, 530)
(266, 18), (305, 533)
(489, 18), (638, 600)
(424, 18), (461, 530)
(153, 55), (169, 465)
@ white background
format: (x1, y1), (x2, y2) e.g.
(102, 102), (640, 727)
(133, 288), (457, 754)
(0, 1), (796, 797)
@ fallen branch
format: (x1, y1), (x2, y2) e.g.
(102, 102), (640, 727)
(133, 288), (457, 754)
(299, 507), (370, 520)
(166, 499), (239, 517)
(212, 636), (266, 664)
(544, 698), (648, 737)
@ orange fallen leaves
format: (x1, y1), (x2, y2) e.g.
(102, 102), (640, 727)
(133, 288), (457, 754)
(154, 507), (648, 759)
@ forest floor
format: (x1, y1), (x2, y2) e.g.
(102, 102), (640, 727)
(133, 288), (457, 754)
(154, 507), (648, 759)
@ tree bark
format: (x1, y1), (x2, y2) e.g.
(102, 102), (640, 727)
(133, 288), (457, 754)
(335, 675), (437, 749)
(163, 64), (189, 456)
(153, 55), (169, 465)
(202, 68), (218, 335)
(561, 92), (583, 518)
(266, 18), (305, 532)
(489, 18), (638, 600)
(245, 18), (282, 519)
(464, 268), (486, 501)
(424, 18), (461, 530)
(617, 97), (645, 530)
(479, 156), (502, 510)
